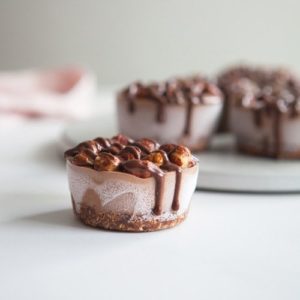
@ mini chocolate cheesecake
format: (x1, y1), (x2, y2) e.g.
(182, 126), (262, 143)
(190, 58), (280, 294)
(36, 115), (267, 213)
(117, 76), (223, 152)
(65, 135), (199, 232)
(220, 66), (300, 158)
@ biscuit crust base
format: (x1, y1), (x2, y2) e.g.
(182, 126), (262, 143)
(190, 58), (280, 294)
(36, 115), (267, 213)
(237, 144), (300, 159)
(72, 201), (187, 232)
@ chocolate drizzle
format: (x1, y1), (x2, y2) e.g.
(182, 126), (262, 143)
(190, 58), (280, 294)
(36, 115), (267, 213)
(184, 101), (194, 135)
(273, 110), (282, 158)
(65, 135), (197, 216)
(147, 149), (183, 212)
(120, 77), (222, 137)
(161, 161), (182, 211)
(120, 160), (166, 215)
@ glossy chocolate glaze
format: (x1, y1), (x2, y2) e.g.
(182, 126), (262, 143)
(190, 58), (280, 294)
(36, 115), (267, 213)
(120, 160), (165, 215)
(219, 66), (300, 157)
(161, 161), (182, 211)
(119, 77), (222, 138)
(146, 149), (183, 212)
(65, 135), (196, 215)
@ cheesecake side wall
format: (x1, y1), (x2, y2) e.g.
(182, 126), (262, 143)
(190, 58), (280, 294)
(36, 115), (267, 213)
(117, 97), (222, 150)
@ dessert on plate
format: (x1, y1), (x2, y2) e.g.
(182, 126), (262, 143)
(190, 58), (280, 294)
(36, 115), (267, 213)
(65, 134), (199, 232)
(117, 76), (223, 152)
(218, 65), (300, 158)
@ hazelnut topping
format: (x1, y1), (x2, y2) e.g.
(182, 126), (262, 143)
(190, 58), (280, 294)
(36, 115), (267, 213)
(159, 144), (177, 154)
(131, 138), (159, 154)
(94, 153), (120, 172)
(72, 152), (94, 167)
(169, 145), (192, 168)
(145, 150), (169, 167)
(65, 135), (196, 178)
(111, 134), (133, 145)
(77, 140), (100, 154)
(119, 146), (142, 161)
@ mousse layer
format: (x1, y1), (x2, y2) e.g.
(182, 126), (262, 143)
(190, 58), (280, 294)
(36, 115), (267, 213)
(67, 161), (198, 231)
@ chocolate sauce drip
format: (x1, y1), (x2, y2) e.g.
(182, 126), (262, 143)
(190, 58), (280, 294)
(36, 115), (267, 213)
(290, 100), (299, 118)
(128, 99), (136, 113)
(161, 162), (182, 212)
(121, 160), (165, 215)
(121, 76), (221, 137)
(157, 101), (166, 123)
(253, 108), (263, 127)
(273, 110), (282, 158)
(151, 150), (183, 212)
(184, 102), (193, 135)
(172, 171), (182, 211)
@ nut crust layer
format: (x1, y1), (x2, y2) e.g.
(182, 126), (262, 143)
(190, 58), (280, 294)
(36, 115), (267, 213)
(75, 204), (187, 232)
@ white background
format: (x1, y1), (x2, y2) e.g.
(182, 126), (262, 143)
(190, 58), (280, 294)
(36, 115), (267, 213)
(0, 0), (300, 84)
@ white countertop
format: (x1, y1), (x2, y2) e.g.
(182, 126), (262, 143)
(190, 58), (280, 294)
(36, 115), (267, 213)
(1, 116), (300, 300)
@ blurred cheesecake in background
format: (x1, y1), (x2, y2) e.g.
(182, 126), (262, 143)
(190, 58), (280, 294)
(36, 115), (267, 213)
(117, 76), (223, 152)
(218, 65), (300, 158)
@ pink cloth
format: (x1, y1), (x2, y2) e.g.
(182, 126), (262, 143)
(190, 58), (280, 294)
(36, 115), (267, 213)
(0, 67), (97, 119)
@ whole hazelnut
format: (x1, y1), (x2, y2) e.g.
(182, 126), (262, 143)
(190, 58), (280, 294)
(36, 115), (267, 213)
(94, 137), (111, 148)
(71, 151), (94, 167)
(145, 150), (169, 167)
(77, 140), (100, 154)
(169, 145), (192, 168)
(64, 148), (79, 158)
(111, 134), (133, 145)
(132, 138), (159, 154)
(94, 153), (120, 172)
(159, 144), (177, 154)
(108, 142), (125, 155)
(119, 146), (141, 161)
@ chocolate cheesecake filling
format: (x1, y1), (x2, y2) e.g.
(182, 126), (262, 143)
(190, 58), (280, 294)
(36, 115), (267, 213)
(219, 66), (300, 157)
(119, 76), (222, 138)
(65, 135), (197, 215)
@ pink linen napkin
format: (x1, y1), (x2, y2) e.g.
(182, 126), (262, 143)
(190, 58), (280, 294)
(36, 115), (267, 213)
(0, 67), (97, 119)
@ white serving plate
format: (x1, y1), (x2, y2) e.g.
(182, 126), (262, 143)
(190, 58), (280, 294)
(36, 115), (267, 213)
(60, 115), (300, 192)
